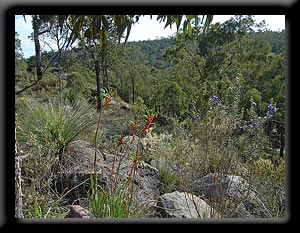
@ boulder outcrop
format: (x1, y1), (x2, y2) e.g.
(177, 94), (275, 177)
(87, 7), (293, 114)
(156, 191), (220, 218)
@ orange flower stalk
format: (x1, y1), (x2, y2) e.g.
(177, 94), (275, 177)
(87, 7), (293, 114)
(128, 154), (142, 181)
(102, 93), (116, 108)
(94, 92), (116, 167)
(140, 114), (156, 135)
(116, 134), (125, 148)
(129, 120), (140, 135)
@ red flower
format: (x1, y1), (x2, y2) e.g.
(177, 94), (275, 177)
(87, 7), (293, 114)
(140, 115), (156, 134)
(128, 153), (142, 180)
(129, 120), (140, 135)
(116, 134), (125, 148)
(133, 154), (142, 164)
(146, 115), (155, 126)
(103, 93), (116, 108)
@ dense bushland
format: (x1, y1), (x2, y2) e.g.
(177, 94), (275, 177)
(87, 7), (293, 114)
(15, 15), (286, 219)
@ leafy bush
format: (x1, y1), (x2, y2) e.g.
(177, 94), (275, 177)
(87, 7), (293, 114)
(150, 93), (285, 217)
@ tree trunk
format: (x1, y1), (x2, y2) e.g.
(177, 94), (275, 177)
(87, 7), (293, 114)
(95, 59), (102, 110)
(58, 51), (63, 104)
(15, 120), (23, 218)
(103, 60), (109, 92)
(33, 15), (42, 80)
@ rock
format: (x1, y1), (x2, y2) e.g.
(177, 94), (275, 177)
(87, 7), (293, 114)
(65, 205), (94, 218)
(120, 103), (130, 112)
(52, 140), (104, 203)
(54, 140), (163, 214)
(108, 99), (116, 105)
(194, 173), (272, 218)
(100, 159), (164, 210)
(133, 161), (164, 208)
(155, 191), (220, 218)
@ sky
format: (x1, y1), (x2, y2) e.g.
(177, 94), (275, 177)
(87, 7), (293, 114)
(15, 15), (285, 58)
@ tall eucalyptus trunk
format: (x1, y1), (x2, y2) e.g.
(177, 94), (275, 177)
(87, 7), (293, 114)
(32, 15), (42, 81)
(103, 60), (109, 92)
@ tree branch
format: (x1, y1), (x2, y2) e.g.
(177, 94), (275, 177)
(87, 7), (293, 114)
(39, 29), (51, 35)
(15, 52), (60, 95)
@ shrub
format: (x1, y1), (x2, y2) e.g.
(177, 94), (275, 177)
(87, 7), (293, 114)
(16, 95), (97, 217)
(245, 157), (286, 218)
(150, 94), (285, 218)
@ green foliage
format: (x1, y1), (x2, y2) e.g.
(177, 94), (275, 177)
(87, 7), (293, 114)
(15, 32), (24, 59)
(157, 163), (181, 194)
(245, 157), (286, 217)
(157, 80), (186, 118)
(89, 180), (132, 218)
(39, 73), (66, 92)
(242, 88), (262, 110)
(254, 30), (285, 54)
(150, 91), (285, 217)
(23, 180), (69, 218)
(31, 184), (43, 218)
(16, 95), (98, 217)
(66, 71), (82, 86)
(63, 72), (86, 102)
(127, 37), (176, 69)
(16, 96), (97, 181)
(132, 96), (147, 117)
(64, 87), (81, 103)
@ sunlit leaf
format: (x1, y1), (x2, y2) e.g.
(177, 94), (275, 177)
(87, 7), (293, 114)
(58, 15), (67, 33)
(188, 21), (192, 37)
(164, 16), (172, 29)
(204, 15), (214, 31)
(186, 15), (193, 21)
(66, 15), (84, 48)
(176, 15), (183, 31)
(194, 15), (199, 26)
(124, 21), (132, 44)
(183, 20), (188, 34)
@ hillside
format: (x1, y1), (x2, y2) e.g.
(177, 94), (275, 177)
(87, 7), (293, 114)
(15, 15), (286, 219)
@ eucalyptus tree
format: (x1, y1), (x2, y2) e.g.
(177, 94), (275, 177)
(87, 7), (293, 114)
(15, 32), (24, 60)
(106, 44), (150, 105)
(58, 15), (213, 109)
(163, 15), (277, 116)
(38, 15), (72, 101)
(15, 15), (213, 104)
(164, 15), (285, 157)
(16, 16), (44, 93)
(15, 32), (28, 83)
(125, 45), (149, 104)
(15, 15), (69, 95)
